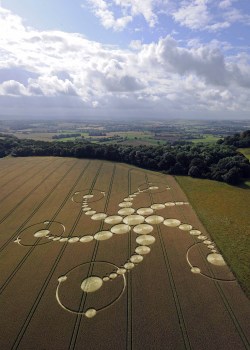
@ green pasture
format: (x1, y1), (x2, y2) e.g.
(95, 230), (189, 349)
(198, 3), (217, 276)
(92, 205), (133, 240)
(176, 176), (250, 297)
(238, 148), (250, 186)
(191, 134), (222, 144)
(239, 148), (250, 160)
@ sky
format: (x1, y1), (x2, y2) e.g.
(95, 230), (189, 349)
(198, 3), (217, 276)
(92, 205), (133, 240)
(0, 0), (250, 120)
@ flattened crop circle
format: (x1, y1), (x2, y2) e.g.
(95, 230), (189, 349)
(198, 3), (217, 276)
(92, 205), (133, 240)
(138, 182), (170, 194)
(56, 261), (126, 316)
(72, 189), (105, 204)
(16, 221), (65, 246)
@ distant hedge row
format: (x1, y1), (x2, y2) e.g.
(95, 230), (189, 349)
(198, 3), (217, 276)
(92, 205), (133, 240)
(0, 131), (250, 185)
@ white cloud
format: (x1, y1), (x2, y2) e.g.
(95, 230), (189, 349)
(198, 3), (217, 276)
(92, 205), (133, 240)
(87, 0), (158, 30)
(114, 0), (158, 27)
(0, 80), (27, 96)
(0, 6), (250, 119)
(218, 0), (233, 9)
(28, 76), (78, 96)
(172, 0), (211, 30)
(224, 8), (250, 25)
(86, 0), (250, 33)
(139, 36), (229, 86)
(207, 21), (230, 31)
(129, 40), (142, 50)
(87, 0), (132, 30)
(172, 0), (250, 32)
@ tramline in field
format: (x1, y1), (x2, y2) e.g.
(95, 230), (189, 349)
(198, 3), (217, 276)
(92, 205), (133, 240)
(15, 181), (234, 320)
(0, 157), (249, 350)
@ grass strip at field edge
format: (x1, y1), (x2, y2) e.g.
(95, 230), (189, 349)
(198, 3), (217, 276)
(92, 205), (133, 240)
(170, 176), (249, 349)
(175, 175), (250, 299)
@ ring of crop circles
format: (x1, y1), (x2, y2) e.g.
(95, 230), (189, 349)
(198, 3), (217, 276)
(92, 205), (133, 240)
(16, 221), (65, 247)
(71, 189), (105, 204)
(186, 242), (236, 282)
(56, 261), (126, 316)
(138, 181), (170, 194)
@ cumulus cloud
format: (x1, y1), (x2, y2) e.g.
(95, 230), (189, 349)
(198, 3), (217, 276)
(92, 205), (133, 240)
(140, 35), (250, 88)
(87, 0), (132, 30)
(218, 0), (233, 9)
(87, 0), (158, 30)
(0, 67), (38, 84)
(172, 0), (250, 32)
(172, 0), (211, 30)
(0, 80), (27, 96)
(207, 21), (230, 31)
(129, 40), (142, 50)
(223, 7), (250, 25)
(114, 0), (158, 27)
(0, 6), (250, 119)
(85, 0), (250, 33)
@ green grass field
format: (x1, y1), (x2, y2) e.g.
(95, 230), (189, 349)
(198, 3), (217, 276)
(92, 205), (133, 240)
(176, 176), (250, 297)
(239, 148), (250, 160)
(191, 134), (221, 143)
(238, 148), (250, 186)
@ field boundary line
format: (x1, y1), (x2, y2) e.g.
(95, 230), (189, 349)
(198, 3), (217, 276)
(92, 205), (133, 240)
(183, 205), (250, 349)
(169, 176), (249, 349)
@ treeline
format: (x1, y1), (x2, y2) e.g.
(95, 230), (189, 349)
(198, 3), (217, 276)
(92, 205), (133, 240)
(52, 133), (81, 139)
(218, 130), (250, 147)
(0, 132), (250, 185)
(89, 131), (106, 136)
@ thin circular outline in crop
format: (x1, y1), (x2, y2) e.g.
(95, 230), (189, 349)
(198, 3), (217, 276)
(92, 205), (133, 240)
(71, 189), (105, 204)
(16, 175), (232, 320)
(56, 261), (126, 316)
(138, 181), (170, 194)
(16, 221), (65, 247)
(186, 243), (236, 282)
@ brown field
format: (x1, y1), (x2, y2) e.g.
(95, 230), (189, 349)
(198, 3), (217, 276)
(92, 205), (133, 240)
(0, 157), (249, 350)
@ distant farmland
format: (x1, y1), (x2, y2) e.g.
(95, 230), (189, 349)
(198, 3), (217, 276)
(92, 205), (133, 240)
(0, 157), (249, 350)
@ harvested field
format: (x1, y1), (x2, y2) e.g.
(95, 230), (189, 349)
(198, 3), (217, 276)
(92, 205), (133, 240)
(0, 157), (249, 350)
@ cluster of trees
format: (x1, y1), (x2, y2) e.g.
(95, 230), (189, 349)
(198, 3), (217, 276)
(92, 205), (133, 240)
(52, 133), (81, 139)
(97, 135), (123, 143)
(218, 130), (250, 148)
(0, 134), (20, 158)
(88, 131), (106, 136)
(1, 132), (249, 185)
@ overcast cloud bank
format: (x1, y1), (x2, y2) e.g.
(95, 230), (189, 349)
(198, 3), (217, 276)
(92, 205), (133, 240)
(0, 5), (250, 119)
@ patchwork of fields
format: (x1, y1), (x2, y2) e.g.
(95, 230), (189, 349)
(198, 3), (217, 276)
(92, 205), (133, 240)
(0, 157), (249, 350)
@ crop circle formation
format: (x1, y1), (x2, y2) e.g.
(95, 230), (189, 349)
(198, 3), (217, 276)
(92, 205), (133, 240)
(15, 182), (234, 318)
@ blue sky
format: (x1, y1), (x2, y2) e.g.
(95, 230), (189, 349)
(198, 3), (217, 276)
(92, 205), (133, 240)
(0, 0), (250, 119)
